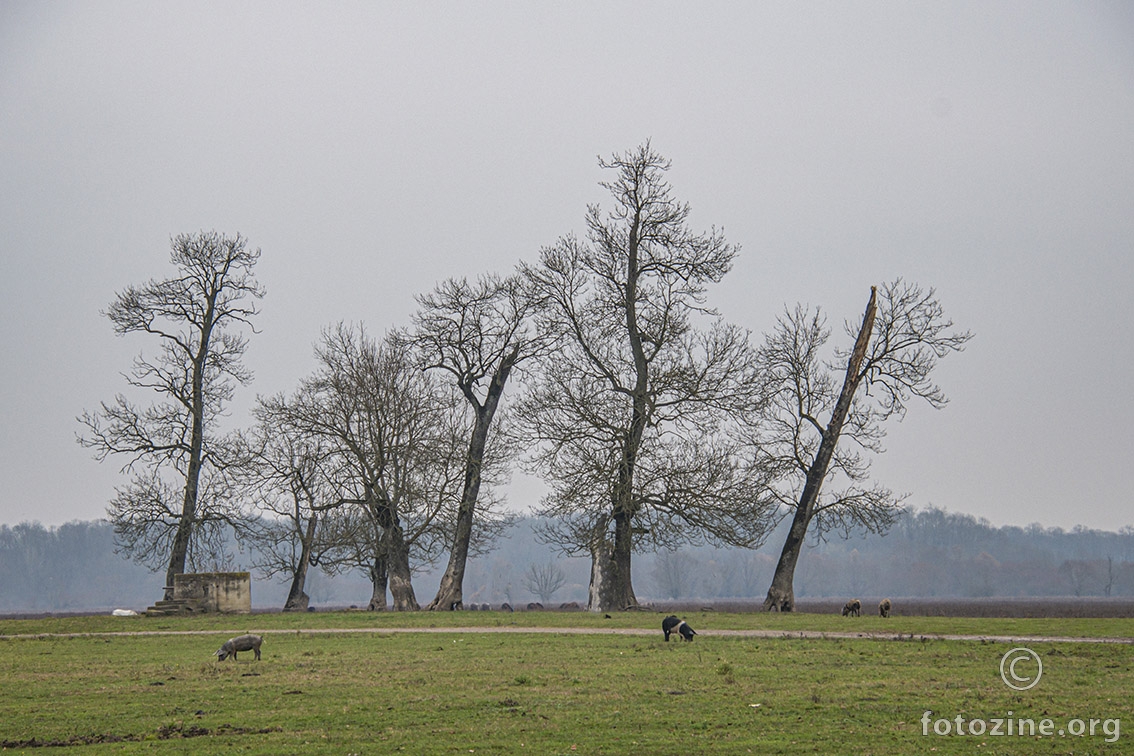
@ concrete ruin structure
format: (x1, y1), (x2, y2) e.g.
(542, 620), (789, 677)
(146, 572), (252, 616)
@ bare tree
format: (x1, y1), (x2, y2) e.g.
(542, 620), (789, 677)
(410, 274), (533, 611)
(521, 144), (774, 612)
(236, 394), (343, 611)
(522, 561), (566, 604)
(758, 280), (972, 611)
(651, 549), (697, 600)
(78, 231), (264, 597)
(276, 324), (468, 610)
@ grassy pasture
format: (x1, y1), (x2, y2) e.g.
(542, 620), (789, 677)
(1, 611), (1131, 754)
(3, 608), (1133, 639)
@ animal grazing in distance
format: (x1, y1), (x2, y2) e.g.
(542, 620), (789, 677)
(214, 634), (262, 661)
(662, 615), (696, 642)
(841, 599), (862, 617)
(879, 598), (892, 618)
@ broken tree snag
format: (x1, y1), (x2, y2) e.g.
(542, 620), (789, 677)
(763, 285), (878, 612)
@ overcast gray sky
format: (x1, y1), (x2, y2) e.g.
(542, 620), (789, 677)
(2, 1), (1131, 532)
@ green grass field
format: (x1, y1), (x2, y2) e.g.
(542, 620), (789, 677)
(1, 611), (1131, 754)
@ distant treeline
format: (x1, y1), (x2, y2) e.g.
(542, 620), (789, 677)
(0, 521), (155, 612)
(2, 508), (1132, 613)
(649, 508), (1134, 602)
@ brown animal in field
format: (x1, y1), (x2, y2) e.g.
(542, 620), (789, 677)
(879, 598), (892, 618)
(214, 634), (262, 661)
(841, 599), (861, 617)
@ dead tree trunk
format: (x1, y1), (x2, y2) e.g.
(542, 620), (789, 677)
(764, 286), (877, 611)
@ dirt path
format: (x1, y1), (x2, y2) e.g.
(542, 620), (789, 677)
(3, 626), (1132, 644)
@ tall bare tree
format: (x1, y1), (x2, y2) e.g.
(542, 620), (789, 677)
(411, 274), (532, 611)
(78, 231), (264, 597)
(757, 280), (972, 611)
(521, 144), (774, 612)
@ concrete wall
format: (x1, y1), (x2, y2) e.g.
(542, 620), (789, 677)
(173, 572), (251, 614)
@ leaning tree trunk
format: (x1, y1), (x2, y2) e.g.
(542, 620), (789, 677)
(427, 418), (506, 610)
(428, 503), (474, 611)
(763, 286), (877, 612)
(427, 350), (516, 611)
(284, 514), (318, 611)
(762, 473), (824, 612)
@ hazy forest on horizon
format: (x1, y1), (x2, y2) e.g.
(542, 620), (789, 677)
(3, 507), (1133, 615)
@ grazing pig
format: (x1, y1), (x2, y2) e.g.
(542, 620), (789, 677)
(214, 634), (262, 661)
(878, 598), (892, 618)
(662, 615), (696, 642)
(841, 599), (861, 617)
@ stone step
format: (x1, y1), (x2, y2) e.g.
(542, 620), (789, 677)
(145, 598), (197, 616)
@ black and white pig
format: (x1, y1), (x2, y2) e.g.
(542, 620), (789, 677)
(662, 615), (696, 642)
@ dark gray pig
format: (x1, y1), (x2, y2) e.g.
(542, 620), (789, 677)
(214, 634), (262, 661)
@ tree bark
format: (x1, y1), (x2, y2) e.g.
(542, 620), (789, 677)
(163, 308), (215, 598)
(610, 508), (638, 609)
(590, 210), (646, 613)
(597, 446), (642, 611)
(763, 286), (877, 611)
(428, 505), (473, 610)
(284, 514), (317, 611)
(587, 536), (612, 612)
(426, 346), (518, 611)
(362, 480), (420, 611)
(763, 512), (809, 611)
(368, 551), (388, 611)
(384, 521), (419, 611)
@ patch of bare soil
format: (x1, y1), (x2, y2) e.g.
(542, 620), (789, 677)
(1, 724), (283, 749)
